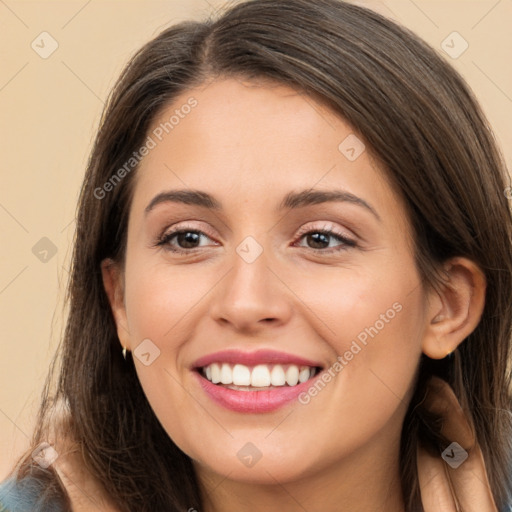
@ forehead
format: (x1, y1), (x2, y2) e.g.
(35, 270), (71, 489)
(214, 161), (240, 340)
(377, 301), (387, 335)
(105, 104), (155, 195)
(146, 78), (344, 171)
(130, 77), (406, 228)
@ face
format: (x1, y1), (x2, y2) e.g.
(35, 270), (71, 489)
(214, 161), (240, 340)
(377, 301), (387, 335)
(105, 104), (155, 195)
(106, 77), (428, 486)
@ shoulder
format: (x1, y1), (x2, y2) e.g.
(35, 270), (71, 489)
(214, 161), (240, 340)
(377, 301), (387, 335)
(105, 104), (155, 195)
(0, 456), (120, 512)
(0, 403), (120, 512)
(0, 472), (66, 512)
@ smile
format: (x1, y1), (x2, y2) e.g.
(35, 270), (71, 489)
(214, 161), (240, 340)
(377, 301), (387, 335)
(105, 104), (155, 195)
(192, 349), (325, 413)
(201, 363), (319, 389)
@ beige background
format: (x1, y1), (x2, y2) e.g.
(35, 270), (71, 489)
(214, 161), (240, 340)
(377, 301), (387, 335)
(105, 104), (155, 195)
(1, 0), (511, 480)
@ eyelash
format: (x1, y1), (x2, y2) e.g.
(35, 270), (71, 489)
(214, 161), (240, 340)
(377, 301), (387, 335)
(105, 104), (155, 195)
(154, 223), (357, 255)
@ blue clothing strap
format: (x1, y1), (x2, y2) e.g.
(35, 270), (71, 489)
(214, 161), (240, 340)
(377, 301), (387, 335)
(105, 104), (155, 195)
(0, 475), (65, 512)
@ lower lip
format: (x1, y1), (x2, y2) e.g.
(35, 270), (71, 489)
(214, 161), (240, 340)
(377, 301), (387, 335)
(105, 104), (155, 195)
(193, 370), (321, 413)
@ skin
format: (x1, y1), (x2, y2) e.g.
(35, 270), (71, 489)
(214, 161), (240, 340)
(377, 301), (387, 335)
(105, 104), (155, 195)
(102, 77), (493, 512)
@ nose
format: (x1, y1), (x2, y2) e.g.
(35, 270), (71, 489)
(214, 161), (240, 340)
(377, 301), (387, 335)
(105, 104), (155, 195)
(209, 243), (293, 334)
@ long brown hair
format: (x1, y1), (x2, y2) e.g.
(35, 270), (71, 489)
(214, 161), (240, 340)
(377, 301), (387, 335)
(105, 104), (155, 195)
(8, 0), (512, 510)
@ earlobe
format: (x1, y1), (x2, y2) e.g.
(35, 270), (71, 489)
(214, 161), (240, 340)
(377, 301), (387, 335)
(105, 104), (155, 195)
(421, 257), (486, 359)
(101, 258), (131, 351)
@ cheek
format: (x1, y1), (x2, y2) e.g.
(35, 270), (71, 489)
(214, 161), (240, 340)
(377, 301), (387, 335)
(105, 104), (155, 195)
(121, 262), (203, 449)
(294, 257), (423, 362)
(294, 262), (424, 422)
(124, 260), (209, 341)
(121, 259), (225, 443)
(334, 299), (423, 407)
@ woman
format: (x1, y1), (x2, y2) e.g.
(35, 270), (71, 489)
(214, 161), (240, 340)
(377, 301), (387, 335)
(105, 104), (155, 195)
(1, 0), (511, 510)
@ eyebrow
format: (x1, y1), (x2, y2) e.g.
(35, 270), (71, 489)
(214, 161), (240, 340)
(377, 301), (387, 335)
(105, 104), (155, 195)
(144, 188), (381, 221)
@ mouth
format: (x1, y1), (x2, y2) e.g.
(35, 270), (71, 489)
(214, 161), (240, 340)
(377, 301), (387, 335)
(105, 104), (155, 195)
(198, 363), (322, 391)
(191, 350), (325, 413)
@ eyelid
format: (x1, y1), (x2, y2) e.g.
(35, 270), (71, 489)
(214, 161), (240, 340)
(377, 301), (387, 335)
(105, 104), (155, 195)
(294, 221), (355, 241)
(159, 219), (355, 238)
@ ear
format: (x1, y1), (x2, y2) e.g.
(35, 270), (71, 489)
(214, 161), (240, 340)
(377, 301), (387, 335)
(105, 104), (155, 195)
(422, 257), (486, 359)
(101, 258), (131, 352)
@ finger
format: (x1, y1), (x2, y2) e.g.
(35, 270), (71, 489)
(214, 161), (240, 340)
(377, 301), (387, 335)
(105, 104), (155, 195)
(422, 376), (474, 447)
(445, 443), (497, 511)
(422, 377), (498, 511)
(417, 442), (458, 511)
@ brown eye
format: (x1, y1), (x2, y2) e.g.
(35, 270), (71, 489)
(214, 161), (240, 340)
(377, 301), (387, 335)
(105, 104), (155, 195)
(295, 228), (357, 253)
(156, 227), (217, 254)
(171, 231), (202, 249)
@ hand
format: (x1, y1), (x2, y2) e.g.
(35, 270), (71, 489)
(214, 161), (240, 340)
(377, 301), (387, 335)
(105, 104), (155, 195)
(417, 376), (498, 511)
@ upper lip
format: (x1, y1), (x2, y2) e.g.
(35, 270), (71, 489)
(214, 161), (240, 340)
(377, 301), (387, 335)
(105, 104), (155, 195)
(192, 349), (323, 370)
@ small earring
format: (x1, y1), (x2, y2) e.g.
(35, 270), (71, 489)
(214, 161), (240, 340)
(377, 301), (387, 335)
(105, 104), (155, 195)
(122, 346), (127, 360)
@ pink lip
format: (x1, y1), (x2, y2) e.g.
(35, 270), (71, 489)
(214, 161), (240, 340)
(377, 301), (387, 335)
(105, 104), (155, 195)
(191, 349), (324, 413)
(193, 371), (321, 413)
(191, 349), (323, 369)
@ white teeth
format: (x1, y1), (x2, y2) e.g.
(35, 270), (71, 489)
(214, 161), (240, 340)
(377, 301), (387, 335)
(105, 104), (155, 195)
(232, 364), (251, 386)
(299, 367), (310, 383)
(202, 363), (317, 388)
(251, 365), (271, 387)
(211, 363), (221, 384)
(220, 363), (232, 384)
(285, 365), (299, 386)
(270, 365), (286, 386)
